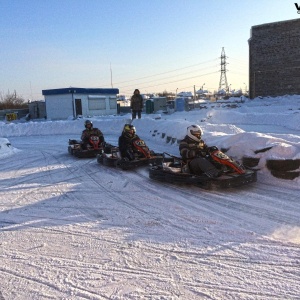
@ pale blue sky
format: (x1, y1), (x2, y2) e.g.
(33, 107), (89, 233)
(0, 0), (298, 99)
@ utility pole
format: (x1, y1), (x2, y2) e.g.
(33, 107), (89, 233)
(218, 47), (228, 92)
(110, 63), (113, 88)
(193, 85), (196, 108)
(30, 81), (33, 100)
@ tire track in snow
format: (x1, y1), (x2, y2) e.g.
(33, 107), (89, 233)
(135, 167), (300, 233)
(2, 136), (300, 299)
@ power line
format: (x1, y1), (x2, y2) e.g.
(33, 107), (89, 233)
(109, 58), (219, 86)
(117, 64), (219, 90)
(228, 57), (248, 66)
(121, 71), (219, 94)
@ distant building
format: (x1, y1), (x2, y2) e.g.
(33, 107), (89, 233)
(249, 18), (300, 98)
(28, 101), (46, 119)
(42, 87), (119, 120)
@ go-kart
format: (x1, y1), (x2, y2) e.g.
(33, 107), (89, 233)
(97, 138), (163, 170)
(149, 149), (257, 189)
(68, 135), (103, 158)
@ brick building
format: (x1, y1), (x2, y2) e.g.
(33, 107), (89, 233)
(249, 18), (300, 99)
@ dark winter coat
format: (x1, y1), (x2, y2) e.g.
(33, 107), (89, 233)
(179, 135), (208, 163)
(81, 128), (104, 144)
(118, 133), (140, 158)
(130, 94), (143, 111)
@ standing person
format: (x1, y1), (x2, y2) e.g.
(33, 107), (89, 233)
(130, 89), (143, 119)
(81, 120), (105, 149)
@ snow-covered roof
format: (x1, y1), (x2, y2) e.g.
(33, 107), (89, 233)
(177, 91), (193, 97)
(42, 87), (119, 96)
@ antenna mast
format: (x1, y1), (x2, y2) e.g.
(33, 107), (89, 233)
(110, 63), (113, 88)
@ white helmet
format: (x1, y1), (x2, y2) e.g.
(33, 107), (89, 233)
(187, 125), (202, 142)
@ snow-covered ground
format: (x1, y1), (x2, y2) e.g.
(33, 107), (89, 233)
(0, 95), (299, 299)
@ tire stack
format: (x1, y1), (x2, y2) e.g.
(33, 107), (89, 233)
(266, 159), (300, 180)
(242, 156), (300, 180)
(242, 156), (260, 169)
(242, 147), (272, 170)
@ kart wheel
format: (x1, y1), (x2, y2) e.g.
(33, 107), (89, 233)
(97, 154), (103, 164)
(149, 166), (166, 181)
(68, 146), (74, 155)
(103, 157), (118, 167)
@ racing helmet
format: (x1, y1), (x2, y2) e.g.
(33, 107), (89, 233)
(187, 125), (202, 142)
(84, 120), (93, 129)
(123, 123), (136, 138)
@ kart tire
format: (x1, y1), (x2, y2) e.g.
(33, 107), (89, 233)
(270, 169), (300, 180)
(242, 156), (260, 168)
(149, 166), (167, 181)
(97, 154), (103, 164)
(68, 146), (74, 155)
(266, 159), (300, 172)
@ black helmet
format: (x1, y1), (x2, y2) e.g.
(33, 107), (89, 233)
(84, 120), (93, 129)
(123, 123), (136, 138)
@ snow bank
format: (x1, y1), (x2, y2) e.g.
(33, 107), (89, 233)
(0, 138), (20, 158)
(1, 95), (299, 162)
(0, 118), (130, 138)
(209, 110), (300, 131)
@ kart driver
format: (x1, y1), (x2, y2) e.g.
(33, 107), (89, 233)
(81, 120), (105, 149)
(179, 124), (220, 178)
(118, 124), (140, 160)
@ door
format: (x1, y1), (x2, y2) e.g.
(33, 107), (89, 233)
(75, 99), (82, 116)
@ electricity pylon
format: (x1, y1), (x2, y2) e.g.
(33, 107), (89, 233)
(218, 47), (229, 92)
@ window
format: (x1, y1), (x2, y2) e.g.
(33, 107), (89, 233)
(88, 97), (106, 110)
(109, 97), (117, 109)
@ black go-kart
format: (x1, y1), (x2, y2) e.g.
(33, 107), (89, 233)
(97, 138), (163, 170)
(149, 150), (257, 189)
(68, 135), (104, 158)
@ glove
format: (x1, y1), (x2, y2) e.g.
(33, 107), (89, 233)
(208, 146), (218, 153)
(197, 150), (208, 157)
(190, 143), (203, 151)
(195, 140), (206, 149)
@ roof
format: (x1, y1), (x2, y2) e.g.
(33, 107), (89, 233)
(251, 18), (300, 29)
(177, 92), (193, 97)
(42, 87), (119, 96)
